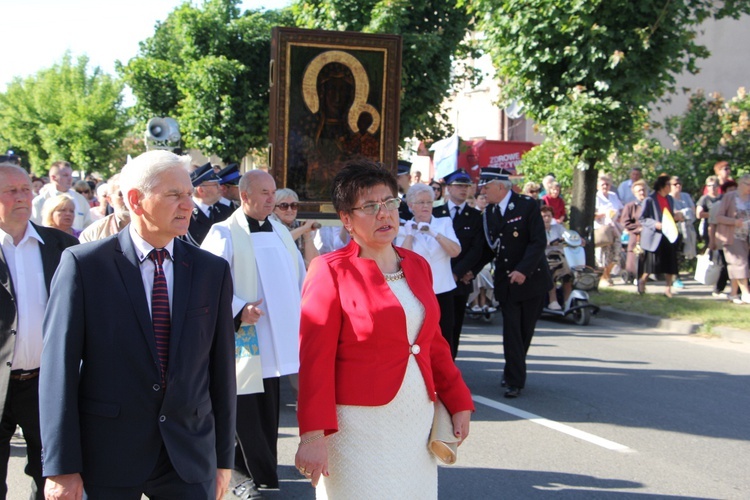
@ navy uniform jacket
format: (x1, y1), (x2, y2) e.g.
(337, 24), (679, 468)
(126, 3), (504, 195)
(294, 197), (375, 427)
(186, 202), (234, 246)
(433, 204), (485, 295)
(39, 229), (237, 486)
(479, 192), (552, 303)
(0, 224), (78, 417)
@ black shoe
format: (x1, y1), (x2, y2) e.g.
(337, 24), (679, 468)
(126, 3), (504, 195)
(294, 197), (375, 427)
(504, 387), (521, 399)
(233, 479), (263, 499)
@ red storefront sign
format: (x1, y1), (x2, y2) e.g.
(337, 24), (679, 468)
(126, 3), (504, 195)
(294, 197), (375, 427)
(457, 139), (535, 183)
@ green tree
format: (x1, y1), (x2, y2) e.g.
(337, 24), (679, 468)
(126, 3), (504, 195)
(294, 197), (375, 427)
(0, 53), (129, 176)
(120, 0), (294, 162)
(468, 0), (750, 262)
(291, 0), (481, 142)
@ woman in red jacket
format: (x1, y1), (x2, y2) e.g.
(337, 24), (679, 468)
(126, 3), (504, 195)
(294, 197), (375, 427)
(294, 160), (473, 498)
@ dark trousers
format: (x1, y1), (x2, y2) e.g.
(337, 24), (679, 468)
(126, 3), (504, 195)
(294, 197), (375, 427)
(499, 294), (545, 389)
(82, 445), (214, 499)
(451, 293), (470, 359)
(436, 290), (455, 357)
(714, 250), (728, 293)
(235, 377), (280, 488)
(0, 376), (43, 500)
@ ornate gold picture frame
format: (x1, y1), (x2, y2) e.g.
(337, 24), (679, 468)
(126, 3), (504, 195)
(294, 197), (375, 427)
(269, 27), (402, 218)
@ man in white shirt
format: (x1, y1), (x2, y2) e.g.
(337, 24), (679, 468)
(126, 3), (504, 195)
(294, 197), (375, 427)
(201, 170), (305, 495)
(617, 167), (643, 205)
(30, 161), (92, 230)
(0, 163), (78, 499)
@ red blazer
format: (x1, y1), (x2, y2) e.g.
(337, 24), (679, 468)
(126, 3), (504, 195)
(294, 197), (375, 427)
(297, 240), (474, 435)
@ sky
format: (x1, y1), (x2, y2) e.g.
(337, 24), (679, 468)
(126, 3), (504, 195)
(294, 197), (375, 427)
(0, 0), (291, 91)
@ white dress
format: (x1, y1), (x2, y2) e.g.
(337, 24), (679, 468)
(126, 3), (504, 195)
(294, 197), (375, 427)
(317, 273), (438, 499)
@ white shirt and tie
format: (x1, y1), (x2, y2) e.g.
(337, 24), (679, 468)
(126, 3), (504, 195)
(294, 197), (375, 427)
(446, 200), (465, 220)
(0, 223), (46, 371)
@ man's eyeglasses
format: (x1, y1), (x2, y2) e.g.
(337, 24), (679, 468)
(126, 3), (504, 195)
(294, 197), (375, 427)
(275, 202), (299, 211)
(352, 198), (401, 215)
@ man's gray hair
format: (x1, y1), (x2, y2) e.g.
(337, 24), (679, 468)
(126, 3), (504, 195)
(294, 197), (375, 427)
(490, 178), (513, 190)
(0, 162), (30, 179)
(406, 182), (434, 204)
(238, 169), (271, 194)
(119, 150), (192, 209)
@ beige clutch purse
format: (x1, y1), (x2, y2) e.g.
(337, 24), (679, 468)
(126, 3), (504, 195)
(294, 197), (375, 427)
(428, 399), (459, 465)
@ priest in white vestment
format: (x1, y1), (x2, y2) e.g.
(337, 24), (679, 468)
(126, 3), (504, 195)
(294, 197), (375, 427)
(201, 170), (305, 494)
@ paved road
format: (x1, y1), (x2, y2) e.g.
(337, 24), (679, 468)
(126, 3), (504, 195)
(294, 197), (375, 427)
(8, 313), (750, 499)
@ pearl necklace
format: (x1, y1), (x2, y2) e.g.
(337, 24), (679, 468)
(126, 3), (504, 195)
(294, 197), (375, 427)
(383, 268), (405, 282)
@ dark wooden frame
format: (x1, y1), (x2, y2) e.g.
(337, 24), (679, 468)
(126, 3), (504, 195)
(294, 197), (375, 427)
(269, 27), (402, 218)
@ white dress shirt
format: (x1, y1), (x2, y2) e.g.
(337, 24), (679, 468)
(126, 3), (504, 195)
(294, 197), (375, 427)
(129, 225), (175, 316)
(0, 222), (46, 370)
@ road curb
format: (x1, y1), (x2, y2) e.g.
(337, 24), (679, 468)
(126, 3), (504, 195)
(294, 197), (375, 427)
(711, 326), (750, 343)
(597, 306), (701, 334)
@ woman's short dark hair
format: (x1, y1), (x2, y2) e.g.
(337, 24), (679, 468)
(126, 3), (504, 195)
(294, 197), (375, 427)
(540, 205), (554, 215)
(331, 159), (398, 213)
(652, 173), (671, 193)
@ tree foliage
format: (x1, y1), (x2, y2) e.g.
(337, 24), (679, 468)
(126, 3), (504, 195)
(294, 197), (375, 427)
(0, 53), (129, 176)
(291, 0), (481, 142)
(468, 0), (750, 260)
(120, 0), (294, 162)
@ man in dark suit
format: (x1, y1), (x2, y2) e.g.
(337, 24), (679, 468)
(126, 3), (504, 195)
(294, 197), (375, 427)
(185, 163), (234, 246)
(479, 168), (551, 398)
(216, 163), (241, 210)
(432, 169), (484, 359)
(397, 160), (414, 222)
(40, 151), (237, 499)
(0, 163), (78, 499)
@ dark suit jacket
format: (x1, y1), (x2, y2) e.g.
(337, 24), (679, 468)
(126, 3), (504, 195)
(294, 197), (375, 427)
(0, 223), (78, 417)
(639, 193), (675, 252)
(433, 203), (484, 295)
(479, 192), (552, 303)
(186, 202), (233, 246)
(39, 229), (236, 487)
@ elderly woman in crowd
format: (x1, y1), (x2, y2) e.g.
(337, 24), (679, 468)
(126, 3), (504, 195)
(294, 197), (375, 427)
(271, 188), (320, 268)
(522, 181), (543, 207)
(594, 173), (623, 286)
(295, 159), (473, 498)
(42, 194), (80, 237)
(619, 179), (649, 284)
(639, 174), (683, 297)
(541, 180), (566, 224)
(714, 173), (750, 304)
(396, 183), (461, 351)
(669, 175), (697, 288)
(541, 205), (572, 310)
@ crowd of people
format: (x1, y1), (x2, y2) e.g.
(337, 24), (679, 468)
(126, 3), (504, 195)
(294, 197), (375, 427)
(2, 150), (743, 500)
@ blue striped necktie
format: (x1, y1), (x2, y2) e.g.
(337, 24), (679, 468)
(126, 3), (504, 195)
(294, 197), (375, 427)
(149, 249), (170, 385)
